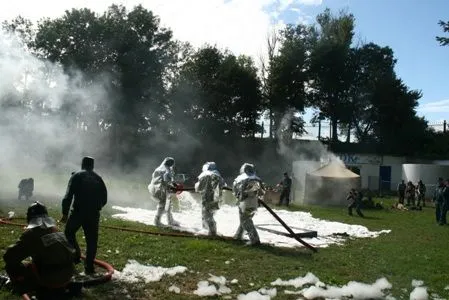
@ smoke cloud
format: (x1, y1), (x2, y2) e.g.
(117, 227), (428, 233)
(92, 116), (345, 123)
(275, 110), (357, 205)
(0, 29), (201, 208)
(0, 30), (112, 199)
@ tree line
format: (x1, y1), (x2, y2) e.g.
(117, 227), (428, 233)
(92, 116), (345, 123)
(2, 5), (449, 160)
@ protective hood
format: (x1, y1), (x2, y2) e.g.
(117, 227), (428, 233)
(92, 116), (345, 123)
(240, 163), (255, 175)
(234, 163), (260, 185)
(26, 215), (57, 229)
(152, 157), (175, 177)
(161, 157), (175, 168)
(198, 162), (221, 179)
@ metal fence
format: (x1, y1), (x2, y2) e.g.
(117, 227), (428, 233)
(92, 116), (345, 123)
(259, 120), (447, 141)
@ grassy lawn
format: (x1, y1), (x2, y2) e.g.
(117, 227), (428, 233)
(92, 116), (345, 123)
(0, 196), (448, 299)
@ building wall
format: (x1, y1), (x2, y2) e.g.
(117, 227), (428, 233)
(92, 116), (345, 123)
(291, 160), (322, 204)
(337, 153), (405, 190)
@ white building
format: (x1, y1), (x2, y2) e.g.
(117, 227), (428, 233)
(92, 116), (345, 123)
(337, 153), (405, 191)
(292, 153), (449, 204)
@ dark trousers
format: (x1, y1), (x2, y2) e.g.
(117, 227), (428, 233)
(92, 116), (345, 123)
(435, 202), (447, 225)
(279, 189), (291, 206)
(417, 194), (425, 207)
(65, 212), (100, 272)
(348, 201), (364, 217)
(398, 193), (405, 204)
(5, 263), (70, 296)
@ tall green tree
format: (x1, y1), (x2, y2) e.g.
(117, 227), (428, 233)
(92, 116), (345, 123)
(34, 5), (179, 134)
(265, 24), (315, 138)
(170, 45), (263, 139)
(436, 20), (449, 46)
(348, 43), (397, 143)
(309, 9), (355, 142)
(370, 78), (429, 155)
(2, 16), (35, 48)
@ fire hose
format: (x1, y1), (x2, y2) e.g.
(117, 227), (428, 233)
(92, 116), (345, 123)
(1, 186), (317, 252)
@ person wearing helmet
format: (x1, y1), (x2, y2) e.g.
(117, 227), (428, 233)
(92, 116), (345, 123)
(195, 162), (226, 236)
(148, 157), (180, 226)
(3, 201), (75, 296)
(232, 163), (264, 246)
(60, 156), (107, 275)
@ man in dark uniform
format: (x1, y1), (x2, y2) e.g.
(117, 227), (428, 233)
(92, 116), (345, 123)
(3, 201), (75, 296)
(397, 180), (406, 204)
(60, 156), (107, 275)
(433, 177), (446, 225)
(347, 188), (364, 217)
(417, 180), (426, 207)
(278, 172), (292, 206)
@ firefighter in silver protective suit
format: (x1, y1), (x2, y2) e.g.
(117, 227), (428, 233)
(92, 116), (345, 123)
(233, 163), (264, 246)
(195, 162), (226, 236)
(148, 157), (180, 227)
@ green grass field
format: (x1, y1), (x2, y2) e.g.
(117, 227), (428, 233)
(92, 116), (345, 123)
(0, 196), (448, 299)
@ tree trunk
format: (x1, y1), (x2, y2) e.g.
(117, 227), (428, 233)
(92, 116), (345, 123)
(331, 118), (339, 143)
(346, 123), (351, 143)
(269, 110), (274, 139)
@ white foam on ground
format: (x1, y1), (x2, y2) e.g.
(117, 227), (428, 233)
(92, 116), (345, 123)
(258, 287), (277, 297)
(301, 278), (392, 299)
(412, 280), (424, 287)
(193, 280), (220, 296)
(168, 285), (181, 294)
(271, 272), (320, 288)
(237, 291), (271, 300)
(410, 286), (428, 300)
(208, 275), (227, 286)
(112, 192), (390, 248)
(271, 273), (392, 299)
(193, 275), (233, 297)
(113, 259), (187, 283)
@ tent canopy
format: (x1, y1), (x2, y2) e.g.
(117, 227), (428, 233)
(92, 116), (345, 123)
(308, 161), (359, 178)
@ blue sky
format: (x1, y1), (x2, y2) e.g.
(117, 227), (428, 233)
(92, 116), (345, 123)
(286, 0), (449, 126)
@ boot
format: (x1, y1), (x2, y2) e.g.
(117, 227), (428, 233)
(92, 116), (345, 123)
(244, 221), (260, 246)
(154, 205), (165, 226)
(234, 225), (244, 240)
(167, 210), (180, 227)
(208, 220), (217, 236)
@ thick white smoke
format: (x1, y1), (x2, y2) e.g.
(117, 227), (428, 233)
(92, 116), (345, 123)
(0, 29), (111, 200)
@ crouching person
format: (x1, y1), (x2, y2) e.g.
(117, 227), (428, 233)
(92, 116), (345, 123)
(233, 163), (264, 246)
(195, 162), (226, 236)
(3, 202), (75, 296)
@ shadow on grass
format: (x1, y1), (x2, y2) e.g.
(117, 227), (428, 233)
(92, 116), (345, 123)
(359, 216), (382, 220)
(222, 238), (315, 259)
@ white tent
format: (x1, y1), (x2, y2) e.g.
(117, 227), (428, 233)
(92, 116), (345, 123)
(304, 161), (361, 206)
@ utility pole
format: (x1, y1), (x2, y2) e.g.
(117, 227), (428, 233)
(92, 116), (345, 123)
(318, 120), (321, 140)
